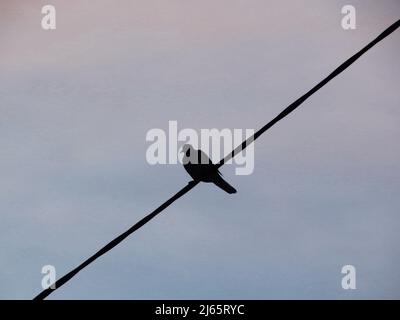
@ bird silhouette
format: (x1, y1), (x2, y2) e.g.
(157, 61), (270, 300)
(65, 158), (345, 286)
(181, 144), (237, 194)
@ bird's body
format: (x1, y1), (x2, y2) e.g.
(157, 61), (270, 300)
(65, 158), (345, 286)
(181, 145), (237, 194)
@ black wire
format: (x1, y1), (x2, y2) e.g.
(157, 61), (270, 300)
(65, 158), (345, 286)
(34, 181), (199, 300)
(33, 19), (400, 300)
(218, 19), (400, 167)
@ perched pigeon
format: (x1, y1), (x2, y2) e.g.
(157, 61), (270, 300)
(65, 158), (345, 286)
(181, 144), (237, 194)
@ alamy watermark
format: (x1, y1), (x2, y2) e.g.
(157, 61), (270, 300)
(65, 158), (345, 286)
(41, 5), (56, 30)
(341, 5), (356, 30)
(146, 121), (255, 175)
(341, 265), (356, 290)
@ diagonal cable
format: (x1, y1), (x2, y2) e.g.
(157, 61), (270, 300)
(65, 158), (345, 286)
(34, 181), (199, 300)
(33, 19), (400, 300)
(217, 19), (400, 167)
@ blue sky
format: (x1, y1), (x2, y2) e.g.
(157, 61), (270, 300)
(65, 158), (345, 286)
(0, 0), (399, 299)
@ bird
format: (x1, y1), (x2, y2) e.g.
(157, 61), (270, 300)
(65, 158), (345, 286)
(181, 144), (237, 194)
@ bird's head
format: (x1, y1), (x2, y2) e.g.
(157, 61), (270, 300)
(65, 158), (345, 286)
(180, 144), (193, 156)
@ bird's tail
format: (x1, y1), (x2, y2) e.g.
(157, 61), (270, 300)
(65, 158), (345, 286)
(213, 175), (237, 194)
